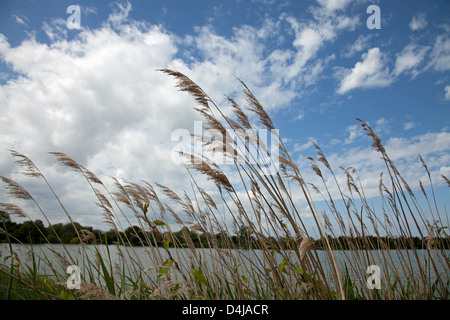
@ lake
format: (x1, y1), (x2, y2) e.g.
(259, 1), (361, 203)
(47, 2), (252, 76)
(1, 243), (448, 293)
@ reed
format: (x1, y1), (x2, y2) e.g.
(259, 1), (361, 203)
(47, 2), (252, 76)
(0, 70), (448, 300)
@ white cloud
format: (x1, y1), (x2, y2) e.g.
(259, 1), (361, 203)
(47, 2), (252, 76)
(342, 34), (373, 58)
(404, 122), (417, 130)
(281, 8), (358, 83)
(294, 140), (314, 152)
(374, 117), (392, 135)
(316, 0), (352, 13)
(394, 43), (429, 77)
(409, 13), (428, 31)
(1, 1), (448, 230)
(344, 124), (363, 144)
(294, 110), (305, 121)
(337, 47), (393, 94)
(13, 14), (28, 26)
(445, 85), (450, 100)
(428, 35), (450, 72)
(306, 131), (450, 200)
(0, 8), (204, 229)
(2, 2), (357, 229)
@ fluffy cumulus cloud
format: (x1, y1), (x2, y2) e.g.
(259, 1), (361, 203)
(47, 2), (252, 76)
(0, 2), (360, 228)
(0, 19), (193, 177)
(337, 47), (393, 94)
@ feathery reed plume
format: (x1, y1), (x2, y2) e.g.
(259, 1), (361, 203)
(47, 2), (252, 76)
(441, 174), (450, 187)
(0, 176), (33, 200)
(239, 80), (274, 130)
(81, 229), (97, 244)
(158, 69), (210, 110)
(0, 203), (28, 218)
(189, 158), (233, 193)
(357, 118), (385, 155)
(10, 150), (43, 178)
(226, 95), (252, 130)
(77, 282), (120, 300)
(155, 183), (182, 203)
(49, 152), (83, 173)
(83, 167), (103, 185)
(313, 142), (331, 171)
(299, 237), (315, 260)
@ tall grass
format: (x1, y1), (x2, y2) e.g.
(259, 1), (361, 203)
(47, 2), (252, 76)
(0, 70), (449, 300)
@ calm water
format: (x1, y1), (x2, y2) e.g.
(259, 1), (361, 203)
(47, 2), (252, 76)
(1, 243), (448, 290)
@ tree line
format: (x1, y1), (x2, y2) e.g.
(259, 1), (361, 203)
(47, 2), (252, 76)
(1, 211), (447, 249)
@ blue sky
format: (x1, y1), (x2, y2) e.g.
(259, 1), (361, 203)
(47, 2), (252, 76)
(0, 0), (449, 234)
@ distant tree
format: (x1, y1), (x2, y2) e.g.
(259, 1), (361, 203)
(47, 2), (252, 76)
(124, 226), (145, 246)
(0, 211), (14, 243)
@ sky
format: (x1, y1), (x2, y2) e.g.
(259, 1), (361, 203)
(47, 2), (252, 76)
(0, 0), (449, 235)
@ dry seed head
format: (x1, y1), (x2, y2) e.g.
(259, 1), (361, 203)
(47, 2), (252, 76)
(77, 282), (120, 300)
(95, 191), (113, 211)
(322, 212), (333, 231)
(49, 152), (82, 172)
(151, 279), (190, 299)
(313, 143), (331, 171)
(112, 178), (132, 208)
(190, 224), (206, 233)
(83, 167), (103, 185)
(308, 183), (321, 195)
(0, 203), (28, 218)
(419, 155), (429, 174)
(225, 116), (243, 132)
(243, 86), (274, 130)
(308, 158), (323, 179)
(441, 174), (450, 187)
(158, 69), (210, 109)
(10, 150), (42, 178)
(299, 237), (315, 259)
(200, 188), (217, 210)
(167, 205), (183, 225)
(81, 229), (96, 244)
(357, 119), (385, 154)
(156, 183), (182, 203)
(0, 177), (33, 201)
(189, 161), (233, 193)
(227, 95), (252, 130)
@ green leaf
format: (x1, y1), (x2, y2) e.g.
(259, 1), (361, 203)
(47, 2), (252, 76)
(153, 220), (166, 226)
(60, 290), (75, 300)
(41, 278), (54, 292)
(143, 202), (149, 215)
(158, 259), (174, 278)
(278, 258), (289, 274)
(95, 244), (116, 297)
(163, 239), (170, 249)
(293, 264), (304, 275)
(293, 263), (311, 278)
(192, 268), (208, 287)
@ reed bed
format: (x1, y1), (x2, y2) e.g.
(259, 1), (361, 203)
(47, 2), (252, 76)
(0, 70), (449, 300)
